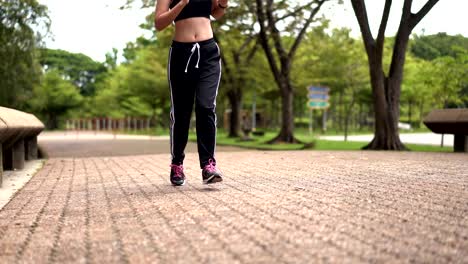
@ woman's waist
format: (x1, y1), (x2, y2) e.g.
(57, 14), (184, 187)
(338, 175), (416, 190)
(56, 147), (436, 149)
(171, 38), (216, 49)
(173, 18), (213, 43)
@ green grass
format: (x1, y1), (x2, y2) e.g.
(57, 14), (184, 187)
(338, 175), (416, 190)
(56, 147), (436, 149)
(293, 127), (432, 136)
(212, 134), (305, 150)
(113, 125), (431, 138)
(195, 130), (452, 153)
(119, 127), (450, 152)
(313, 140), (451, 152)
(293, 128), (375, 136)
(404, 144), (452, 152)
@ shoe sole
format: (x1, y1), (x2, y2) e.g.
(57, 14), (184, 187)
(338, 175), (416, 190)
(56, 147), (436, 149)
(203, 175), (223, 184)
(171, 180), (185, 186)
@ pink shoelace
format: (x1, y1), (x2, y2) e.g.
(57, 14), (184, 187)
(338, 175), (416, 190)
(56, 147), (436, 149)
(170, 164), (184, 176)
(203, 159), (217, 173)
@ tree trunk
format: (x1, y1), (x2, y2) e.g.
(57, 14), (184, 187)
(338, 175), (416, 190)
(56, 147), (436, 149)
(363, 71), (407, 150)
(351, 0), (440, 150)
(344, 111), (349, 142)
(344, 93), (356, 142)
(353, 107), (358, 131)
(267, 81), (301, 144)
(360, 23), (412, 150)
(255, 0), (325, 144)
(338, 91), (344, 131)
(418, 100), (425, 128)
(227, 90), (242, 138)
(151, 105), (158, 130)
(408, 99), (412, 125)
(270, 100), (276, 129)
(161, 98), (170, 130)
(299, 97), (305, 124)
(358, 103), (363, 130)
(48, 113), (58, 130)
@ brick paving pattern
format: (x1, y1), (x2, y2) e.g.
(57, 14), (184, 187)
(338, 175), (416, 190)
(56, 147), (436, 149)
(0, 151), (467, 263)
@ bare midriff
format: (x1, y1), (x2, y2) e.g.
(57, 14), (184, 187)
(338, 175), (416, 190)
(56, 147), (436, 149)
(173, 17), (213, 42)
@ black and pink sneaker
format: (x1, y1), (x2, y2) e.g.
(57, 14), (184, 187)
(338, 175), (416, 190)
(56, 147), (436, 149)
(170, 164), (185, 186)
(202, 159), (223, 184)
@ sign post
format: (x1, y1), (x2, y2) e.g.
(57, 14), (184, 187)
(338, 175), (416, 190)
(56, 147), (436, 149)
(307, 86), (330, 134)
(322, 109), (327, 132)
(309, 108), (313, 135)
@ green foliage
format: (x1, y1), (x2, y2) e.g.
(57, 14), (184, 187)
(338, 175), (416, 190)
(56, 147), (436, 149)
(92, 46), (169, 120)
(296, 27), (368, 92)
(27, 0), (465, 134)
(105, 48), (119, 70)
(431, 51), (467, 108)
(30, 70), (83, 129)
(122, 0), (156, 9)
(0, 0), (49, 109)
(124, 47), (169, 115)
(216, 16), (275, 98)
(294, 27), (370, 132)
(401, 44), (467, 126)
(38, 49), (107, 96)
(411, 33), (468, 61)
(209, 130), (451, 152)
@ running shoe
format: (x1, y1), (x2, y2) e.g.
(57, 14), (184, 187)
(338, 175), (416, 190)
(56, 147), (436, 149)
(202, 159), (223, 184)
(170, 164), (185, 186)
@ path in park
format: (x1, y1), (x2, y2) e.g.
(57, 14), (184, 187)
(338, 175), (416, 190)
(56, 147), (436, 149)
(0, 132), (467, 263)
(38, 131), (247, 158)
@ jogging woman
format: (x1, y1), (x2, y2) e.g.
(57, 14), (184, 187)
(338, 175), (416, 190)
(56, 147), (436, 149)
(155, 0), (227, 185)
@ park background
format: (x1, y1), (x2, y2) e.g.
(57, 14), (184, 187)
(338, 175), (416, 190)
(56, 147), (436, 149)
(1, 1), (468, 262)
(1, 0), (467, 152)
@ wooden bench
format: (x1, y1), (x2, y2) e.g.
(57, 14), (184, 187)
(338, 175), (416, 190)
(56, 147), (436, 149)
(423, 109), (468, 152)
(0, 107), (44, 187)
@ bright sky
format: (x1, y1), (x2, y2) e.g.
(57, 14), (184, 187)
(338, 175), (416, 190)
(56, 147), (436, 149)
(39, 0), (468, 63)
(39, 0), (152, 63)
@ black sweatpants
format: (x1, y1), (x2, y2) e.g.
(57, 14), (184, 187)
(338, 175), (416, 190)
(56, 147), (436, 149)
(168, 38), (221, 169)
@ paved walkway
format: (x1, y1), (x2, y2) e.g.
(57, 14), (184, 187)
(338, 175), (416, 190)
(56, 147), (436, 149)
(38, 132), (247, 157)
(0, 150), (467, 263)
(0, 161), (43, 210)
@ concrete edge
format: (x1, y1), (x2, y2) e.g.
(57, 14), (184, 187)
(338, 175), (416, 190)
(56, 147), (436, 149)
(0, 159), (46, 211)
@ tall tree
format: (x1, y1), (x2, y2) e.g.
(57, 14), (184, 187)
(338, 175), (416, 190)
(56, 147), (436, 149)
(124, 47), (169, 122)
(38, 49), (107, 96)
(431, 53), (467, 108)
(400, 54), (424, 126)
(30, 71), (83, 129)
(123, 0), (262, 137)
(214, 1), (260, 137)
(410, 33), (468, 61)
(295, 27), (370, 134)
(0, 0), (49, 109)
(92, 46), (169, 124)
(254, 0), (331, 143)
(351, 0), (439, 150)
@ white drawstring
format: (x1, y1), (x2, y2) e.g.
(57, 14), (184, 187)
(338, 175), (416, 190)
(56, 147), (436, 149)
(185, 43), (201, 73)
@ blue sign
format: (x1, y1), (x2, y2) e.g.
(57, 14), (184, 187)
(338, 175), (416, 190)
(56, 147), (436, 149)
(308, 101), (330, 109)
(308, 94), (329, 100)
(308, 86), (330, 93)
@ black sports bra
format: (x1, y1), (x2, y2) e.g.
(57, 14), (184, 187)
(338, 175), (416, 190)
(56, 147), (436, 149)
(170, 0), (212, 22)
